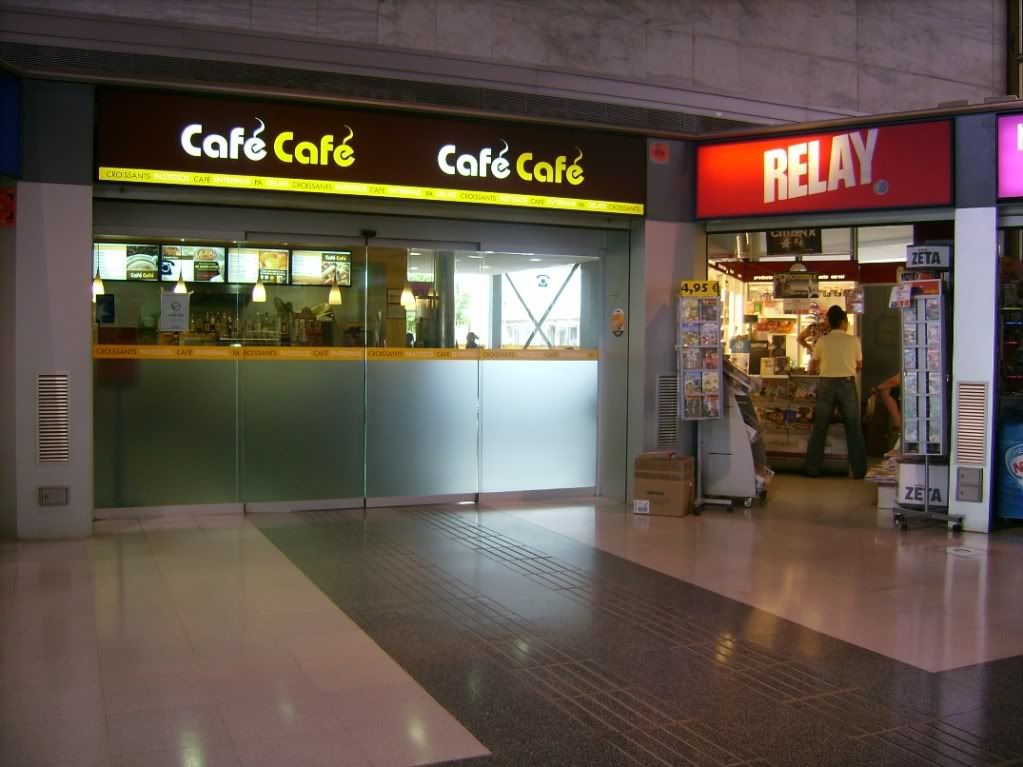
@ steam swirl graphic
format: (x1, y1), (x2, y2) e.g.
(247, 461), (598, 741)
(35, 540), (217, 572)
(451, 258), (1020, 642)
(341, 125), (354, 145)
(253, 118), (265, 137)
(573, 147), (583, 164)
(498, 140), (509, 159)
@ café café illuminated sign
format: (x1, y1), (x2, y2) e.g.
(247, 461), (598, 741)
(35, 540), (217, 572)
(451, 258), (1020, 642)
(696, 120), (952, 218)
(95, 89), (644, 215)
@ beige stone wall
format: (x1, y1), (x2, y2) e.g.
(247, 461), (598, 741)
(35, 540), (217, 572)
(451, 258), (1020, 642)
(2, 0), (1008, 116)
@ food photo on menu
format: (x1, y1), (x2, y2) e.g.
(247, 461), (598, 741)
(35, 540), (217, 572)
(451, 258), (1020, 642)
(258, 250), (289, 284)
(124, 244), (159, 281)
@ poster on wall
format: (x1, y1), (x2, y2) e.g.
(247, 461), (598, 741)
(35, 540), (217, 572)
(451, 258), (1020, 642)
(766, 229), (821, 256)
(158, 292), (190, 331)
(773, 272), (819, 300)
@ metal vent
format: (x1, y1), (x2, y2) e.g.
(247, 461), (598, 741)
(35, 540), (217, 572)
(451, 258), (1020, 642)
(0, 41), (751, 135)
(954, 382), (987, 465)
(656, 374), (678, 449)
(37, 374), (70, 463)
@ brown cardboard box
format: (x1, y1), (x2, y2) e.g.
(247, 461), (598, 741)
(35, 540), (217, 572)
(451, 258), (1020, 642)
(633, 452), (695, 517)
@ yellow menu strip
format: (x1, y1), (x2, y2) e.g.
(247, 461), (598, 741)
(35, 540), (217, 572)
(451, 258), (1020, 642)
(98, 166), (645, 216)
(92, 345), (598, 361)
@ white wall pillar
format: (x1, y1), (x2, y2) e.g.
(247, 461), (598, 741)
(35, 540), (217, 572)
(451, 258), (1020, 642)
(14, 182), (93, 539)
(949, 206), (998, 532)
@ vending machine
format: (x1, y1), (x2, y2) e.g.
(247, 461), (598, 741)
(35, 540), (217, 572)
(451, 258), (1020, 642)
(996, 247), (1023, 519)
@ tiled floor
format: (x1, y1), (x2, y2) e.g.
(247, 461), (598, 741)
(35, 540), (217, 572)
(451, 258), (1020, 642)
(2, 480), (1022, 766)
(501, 475), (1023, 672)
(0, 515), (486, 767)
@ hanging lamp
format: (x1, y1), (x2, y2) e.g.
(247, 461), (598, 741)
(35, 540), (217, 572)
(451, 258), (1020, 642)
(91, 268), (105, 304)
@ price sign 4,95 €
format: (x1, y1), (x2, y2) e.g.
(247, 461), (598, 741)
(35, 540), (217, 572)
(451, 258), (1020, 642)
(678, 280), (720, 298)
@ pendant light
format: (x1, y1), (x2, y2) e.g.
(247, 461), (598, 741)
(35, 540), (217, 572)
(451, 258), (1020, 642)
(91, 268), (105, 304)
(252, 277), (267, 303)
(400, 283), (416, 310)
(328, 277), (342, 306)
(173, 272), (188, 294)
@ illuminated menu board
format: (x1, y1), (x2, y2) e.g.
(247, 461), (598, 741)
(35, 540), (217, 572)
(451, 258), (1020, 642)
(160, 245), (226, 283)
(93, 243), (159, 281)
(227, 248), (289, 284)
(291, 250), (352, 286)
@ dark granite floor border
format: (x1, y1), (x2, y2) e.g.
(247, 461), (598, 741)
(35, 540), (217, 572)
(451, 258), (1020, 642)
(252, 507), (1023, 767)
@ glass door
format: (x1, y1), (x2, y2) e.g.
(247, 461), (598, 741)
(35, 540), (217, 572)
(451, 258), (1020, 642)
(364, 247), (479, 502)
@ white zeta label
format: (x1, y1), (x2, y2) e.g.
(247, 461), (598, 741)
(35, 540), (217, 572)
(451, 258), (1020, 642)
(763, 129), (878, 203)
(905, 245), (951, 270)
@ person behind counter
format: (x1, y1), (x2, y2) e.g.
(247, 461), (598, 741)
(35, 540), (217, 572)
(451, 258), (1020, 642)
(797, 318), (830, 352)
(805, 305), (867, 480)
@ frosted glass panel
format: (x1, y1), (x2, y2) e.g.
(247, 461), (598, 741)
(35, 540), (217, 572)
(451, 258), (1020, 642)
(241, 361), (364, 502)
(366, 361), (478, 498)
(94, 360), (238, 507)
(480, 360), (597, 492)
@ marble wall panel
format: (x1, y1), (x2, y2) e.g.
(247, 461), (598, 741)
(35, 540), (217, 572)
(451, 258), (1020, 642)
(496, 0), (647, 23)
(436, 0), (492, 58)
(739, 0), (857, 63)
(739, 45), (810, 106)
(858, 0), (998, 84)
(251, 0), (317, 37)
(316, 0), (379, 44)
(645, 0), (694, 34)
(858, 64), (989, 114)
(693, 35), (740, 95)
(646, 27), (694, 85)
(7, 0), (117, 13)
(172, 0), (251, 29)
(540, 14), (602, 73)
(807, 55), (859, 112)
(114, 1), (185, 21)
(379, 0), (437, 50)
(596, 20), (647, 79)
(693, 0), (742, 42)
(489, 4), (547, 66)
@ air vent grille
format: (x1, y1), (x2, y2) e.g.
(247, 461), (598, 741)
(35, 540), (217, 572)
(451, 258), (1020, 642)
(37, 374), (70, 463)
(954, 382), (987, 465)
(0, 41), (751, 135)
(656, 374), (678, 449)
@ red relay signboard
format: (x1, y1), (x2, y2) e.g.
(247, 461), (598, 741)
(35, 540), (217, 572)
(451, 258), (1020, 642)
(696, 120), (952, 219)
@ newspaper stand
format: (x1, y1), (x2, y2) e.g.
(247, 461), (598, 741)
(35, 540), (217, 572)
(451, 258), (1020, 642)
(677, 281), (771, 512)
(892, 245), (963, 532)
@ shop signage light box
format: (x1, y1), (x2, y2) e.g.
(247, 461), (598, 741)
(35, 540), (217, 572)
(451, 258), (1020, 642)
(695, 120), (952, 218)
(95, 89), (646, 216)
(997, 114), (1023, 199)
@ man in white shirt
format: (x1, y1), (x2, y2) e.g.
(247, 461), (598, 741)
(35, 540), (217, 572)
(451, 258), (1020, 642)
(805, 305), (867, 479)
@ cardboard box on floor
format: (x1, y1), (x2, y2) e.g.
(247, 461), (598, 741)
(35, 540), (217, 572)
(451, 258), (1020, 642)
(633, 451), (695, 517)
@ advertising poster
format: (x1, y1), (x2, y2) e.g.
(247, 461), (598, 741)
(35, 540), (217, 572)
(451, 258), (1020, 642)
(159, 292), (190, 331)
(291, 250), (352, 286)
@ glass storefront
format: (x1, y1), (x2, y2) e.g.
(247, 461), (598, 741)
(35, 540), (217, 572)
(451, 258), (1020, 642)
(93, 240), (605, 508)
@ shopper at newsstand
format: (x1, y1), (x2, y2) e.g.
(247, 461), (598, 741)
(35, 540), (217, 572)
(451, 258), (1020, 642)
(805, 305), (867, 479)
